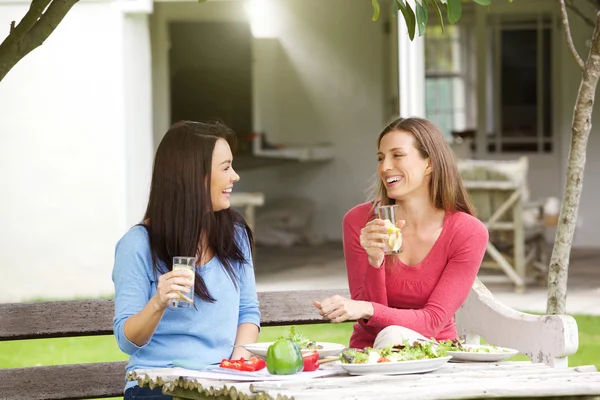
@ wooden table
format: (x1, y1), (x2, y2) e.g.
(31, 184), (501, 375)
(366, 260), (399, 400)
(128, 362), (600, 400)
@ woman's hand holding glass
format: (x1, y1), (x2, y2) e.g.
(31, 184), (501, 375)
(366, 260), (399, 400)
(360, 219), (405, 268)
(151, 269), (195, 311)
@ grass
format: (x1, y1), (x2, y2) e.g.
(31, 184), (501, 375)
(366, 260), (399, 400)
(0, 323), (354, 369)
(1, 317), (597, 399)
(569, 315), (600, 367)
(1, 316), (598, 369)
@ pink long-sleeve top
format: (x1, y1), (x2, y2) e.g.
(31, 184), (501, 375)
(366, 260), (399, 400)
(344, 202), (489, 349)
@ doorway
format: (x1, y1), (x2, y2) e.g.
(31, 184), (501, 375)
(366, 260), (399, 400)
(168, 21), (253, 139)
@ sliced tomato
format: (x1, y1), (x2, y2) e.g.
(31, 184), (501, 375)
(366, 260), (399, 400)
(219, 358), (256, 372)
(377, 357), (391, 363)
(219, 359), (243, 370)
(237, 360), (256, 372)
(248, 356), (267, 371)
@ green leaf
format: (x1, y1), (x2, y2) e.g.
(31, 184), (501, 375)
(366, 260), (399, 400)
(372, 0), (381, 21)
(396, 0), (416, 40)
(471, 0), (492, 5)
(446, 0), (462, 24)
(428, 0), (444, 33)
(416, 1), (429, 37)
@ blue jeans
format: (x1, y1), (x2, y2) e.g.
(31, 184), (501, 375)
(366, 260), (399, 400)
(124, 385), (173, 400)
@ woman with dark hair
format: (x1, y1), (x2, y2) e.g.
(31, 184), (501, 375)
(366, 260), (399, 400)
(315, 117), (488, 349)
(112, 121), (260, 400)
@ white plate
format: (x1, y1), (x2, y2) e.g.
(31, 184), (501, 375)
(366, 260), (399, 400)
(335, 356), (452, 376)
(242, 342), (346, 358)
(447, 344), (519, 362)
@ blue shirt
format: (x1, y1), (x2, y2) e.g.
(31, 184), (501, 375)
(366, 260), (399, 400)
(112, 224), (261, 390)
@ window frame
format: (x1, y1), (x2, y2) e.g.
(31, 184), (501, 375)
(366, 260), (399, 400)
(424, 23), (475, 141)
(486, 14), (555, 154)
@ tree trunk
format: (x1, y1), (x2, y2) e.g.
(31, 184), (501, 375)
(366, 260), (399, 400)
(0, 0), (78, 83)
(547, 10), (600, 315)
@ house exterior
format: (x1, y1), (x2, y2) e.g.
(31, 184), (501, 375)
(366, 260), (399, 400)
(0, 0), (597, 302)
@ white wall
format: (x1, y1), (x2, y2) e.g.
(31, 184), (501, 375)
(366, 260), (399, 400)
(123, 14), (154, 226)
(0, 1), (153, 302)
(244, 0), (388, 239)
(152, 0), (389, 240)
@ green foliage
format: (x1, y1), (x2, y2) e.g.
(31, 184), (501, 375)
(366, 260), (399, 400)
(278, 325), (310, 349)
(372, 0), (381, 21)
(415, 2), (429, 36)
(372, 0), (513, 40)
(260, 323), (355, 346)
(397, 0), (417, 39)
(446, 0), (462, 24)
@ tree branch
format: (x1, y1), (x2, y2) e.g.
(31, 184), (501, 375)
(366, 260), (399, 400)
(560, 0), (586, 71)
(547, 10), (600, 315)
(589, 11), (600, 61)
(17, 0), (78, 56)
(1, 0), (52, 52)
(14, 0), (52, 33)
(566, 0), (595, 27)
(0, 0), (79, 83)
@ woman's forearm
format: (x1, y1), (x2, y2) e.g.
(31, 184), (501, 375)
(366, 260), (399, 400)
(123, 296), (165, 347)
(231, 322), (260, 360)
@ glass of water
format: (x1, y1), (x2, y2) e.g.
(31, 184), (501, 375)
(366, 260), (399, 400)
(171, 256), (195, 308)
(375, 205), (403, 254)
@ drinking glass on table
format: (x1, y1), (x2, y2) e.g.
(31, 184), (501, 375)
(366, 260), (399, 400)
(171, 256), (195, 308)
(375, 205), (403, 254)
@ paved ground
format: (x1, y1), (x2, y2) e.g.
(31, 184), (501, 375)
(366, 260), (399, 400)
(254, 243), (600, 316)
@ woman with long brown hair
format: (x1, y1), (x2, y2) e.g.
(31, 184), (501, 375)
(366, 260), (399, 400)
(315, 117), (488, 348)
(112, 121), (260, 399)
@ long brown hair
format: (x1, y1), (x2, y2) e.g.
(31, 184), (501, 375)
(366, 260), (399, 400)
(143, 120), (253, 303)
(370, 117), (475, 216)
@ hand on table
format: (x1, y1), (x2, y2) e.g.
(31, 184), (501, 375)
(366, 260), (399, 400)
(313, 295), (373, 323)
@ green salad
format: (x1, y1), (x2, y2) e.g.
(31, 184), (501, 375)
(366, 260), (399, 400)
(436, 339), (511, 353)
(339, 339), (443, 364)
(338, 338), (513, 364)
(278, 326), (323, 351)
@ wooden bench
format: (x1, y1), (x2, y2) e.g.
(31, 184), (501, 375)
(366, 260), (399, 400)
(0, 279), (581, 400)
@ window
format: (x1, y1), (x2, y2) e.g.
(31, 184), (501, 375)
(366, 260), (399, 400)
(487, 14), (554, 153)
(425, 25), (472, 141)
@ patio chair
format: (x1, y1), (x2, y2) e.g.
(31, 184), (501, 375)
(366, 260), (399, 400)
(458, 156), (549, 293)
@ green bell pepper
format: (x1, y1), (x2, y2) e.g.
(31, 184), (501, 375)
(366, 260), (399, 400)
(266, 338), (304, 375)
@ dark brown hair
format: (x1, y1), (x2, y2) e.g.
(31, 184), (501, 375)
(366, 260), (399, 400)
(370, 117), (475, 216)
(143, 120), (253, 302)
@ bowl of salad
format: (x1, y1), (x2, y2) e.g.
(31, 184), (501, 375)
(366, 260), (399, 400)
(242, 326), (346, 358)
(335, 340), (452, 375)
(437, 339), (519, 362)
